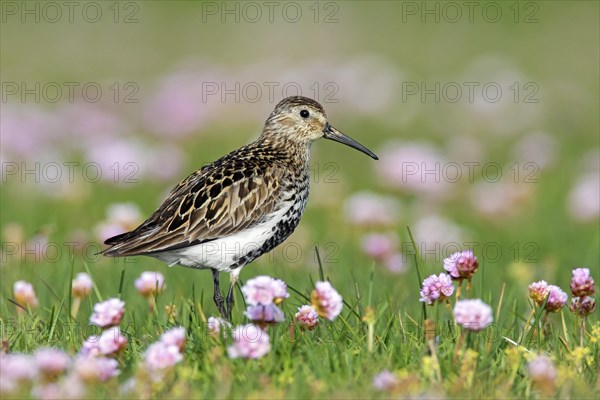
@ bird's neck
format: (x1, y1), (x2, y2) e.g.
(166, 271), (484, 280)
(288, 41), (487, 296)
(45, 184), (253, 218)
(256, 136), (312, 169)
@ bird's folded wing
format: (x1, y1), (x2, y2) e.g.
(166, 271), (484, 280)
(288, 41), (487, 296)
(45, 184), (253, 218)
(103, 164), (283, 256)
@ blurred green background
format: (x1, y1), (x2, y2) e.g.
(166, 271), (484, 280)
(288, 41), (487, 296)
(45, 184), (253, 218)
(1, 1), (598, 317)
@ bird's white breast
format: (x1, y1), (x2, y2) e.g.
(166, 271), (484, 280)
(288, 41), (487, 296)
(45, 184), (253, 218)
(152, 200), (293, 272)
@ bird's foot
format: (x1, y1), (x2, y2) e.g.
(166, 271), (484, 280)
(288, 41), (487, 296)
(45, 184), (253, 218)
(214, 291), (227, 319)
(225, 285), (235, 321)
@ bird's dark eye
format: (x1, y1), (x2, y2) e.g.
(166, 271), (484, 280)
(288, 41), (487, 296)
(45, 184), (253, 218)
(300, 109), (310, 119)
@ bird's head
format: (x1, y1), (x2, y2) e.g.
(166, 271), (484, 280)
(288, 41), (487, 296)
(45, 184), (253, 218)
(262, 96), (378, 160)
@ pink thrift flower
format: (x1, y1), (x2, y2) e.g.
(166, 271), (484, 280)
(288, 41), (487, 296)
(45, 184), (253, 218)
(295, 305), (319, 331)
(528, 280), (549, 306)
(567, 172), (600, 221)
(134, 271), (166, 297)
(569, 296), (596, 317)
(207, 317), (231, 337)
(74, 356), (120, 382)
(97, 327), (128, 355)
(161, 327), (186, 351)
(106, 203), (142, 228)
(443, 250), (479, 280)
(13, 280), (38, 308)
(0, 354), (38, 391)
(570, 268), (595, 297)
(31, 376), (85, 400)
(375, 141), (450, 196)
(95, 203), (142, 242)
(373, 369), (399, 391)
(227, 324), (271, 359)
(419, 273), (454, 305)
(453, 299), (493, 331)
(382, 252), (408, 274)
(34, 348), (70, 379)
(80, 336), (101, 357)
(72, 273), (93, 298)
(311, 281), (343, 321)
(360, 233), (397, 261)
(343, 191), (399, 226)
(527, 355), (556, 383)
(90, 298), (125, 328)
(544, 285), (567, 312)
(245, 304), (284, 325)
(143, 341), (183, 373)
(241, 276), (289, 306)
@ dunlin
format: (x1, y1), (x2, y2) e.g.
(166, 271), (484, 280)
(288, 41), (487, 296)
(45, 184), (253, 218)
(103, 96), (378, 319)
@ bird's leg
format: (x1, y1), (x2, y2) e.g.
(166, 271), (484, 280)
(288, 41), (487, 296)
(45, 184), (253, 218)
(212, 270), (227, 319)
(225, 272), (240, 321)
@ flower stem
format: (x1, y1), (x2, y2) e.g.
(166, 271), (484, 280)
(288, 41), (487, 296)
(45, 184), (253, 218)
(580, 316), (586, 347)
(70, 297), (81, 319)
(367, 322), (374, 353)
(452, 329), (466, 365)
(455, 280), (463, 300)
(520, 307), (536, 343)
(148, 296), (156, 313)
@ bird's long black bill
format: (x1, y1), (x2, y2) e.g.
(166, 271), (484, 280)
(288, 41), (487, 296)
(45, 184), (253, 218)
(323, 123), (378, 160)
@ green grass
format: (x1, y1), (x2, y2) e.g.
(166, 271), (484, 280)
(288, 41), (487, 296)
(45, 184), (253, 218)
(1, 217), (599, 398)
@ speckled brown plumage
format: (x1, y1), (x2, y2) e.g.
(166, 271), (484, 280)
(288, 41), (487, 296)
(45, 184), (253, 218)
(102, 96), (378, 319)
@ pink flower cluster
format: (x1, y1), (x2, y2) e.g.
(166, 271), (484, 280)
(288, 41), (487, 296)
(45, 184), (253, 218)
(372, 369), (399, 391)
(419, 273), (454, 305)
(160, 327), (187, 351)
(443, 250), (479, 281)
(89, 298), (125, 328)
(134, 271), (166, 297)
(75, 299), (128, 388)
(311, 281), (344, 321)
(295, 305), (319, 330)
(360, 233), (407, 274)
(527, 355), (556, 384)
(241, 275), (289, 305)
(142, 327), (186, 380)
(207, 316), (231, 337)
(0, 347), (120, 397)
(71, 273), (93, 298)
(13, 280), (38, 309)
(245, 304), (285, 325)
(227, 324), (271, 359)
(74, 356), (120, 383)
(569, 268), (596, 317)
(343, 191), (399, 227)
(528, 281), (568, 312)
(241, 275), (288, 326)
(570, 268), (595, 296)
(80, 327), (128, 357)
(453, 299), (493, 331)
(95, 202), (142, 242)
(34, 348), (71, 379)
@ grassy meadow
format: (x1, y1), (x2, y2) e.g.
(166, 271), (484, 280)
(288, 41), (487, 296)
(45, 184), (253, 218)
(1, 1), (599, 398)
